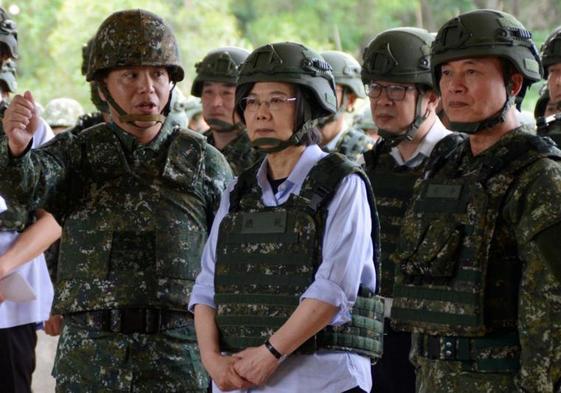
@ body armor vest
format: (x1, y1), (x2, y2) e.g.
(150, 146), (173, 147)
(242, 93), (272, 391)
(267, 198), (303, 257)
(335, 126), (374, 161)
(392, 131), (561, 338)
(205, 129), (263, 175)
(364, 141), (426, 298)
(54, 123), (210, 314)
(214, 153), (384, 360)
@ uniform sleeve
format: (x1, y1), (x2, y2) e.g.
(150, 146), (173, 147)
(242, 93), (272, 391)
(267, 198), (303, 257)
(503, 158), (561, 391)
(300, 173), (376, 325)
(0, 126), (75, 212)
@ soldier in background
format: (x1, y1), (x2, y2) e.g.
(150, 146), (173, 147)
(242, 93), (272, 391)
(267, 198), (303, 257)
(319, 50), (374, 161)
(192, 47), (262, 175)
(43, 97), (84, 134)
(391, 10), (561, 392)
(184, 96), (207, 133)
(0, 59), (16, 109)
(361, 27), (451, 393)
(0, 9), (232, 392)
(538, 28), (561, 144)
(353, 105), (380, 143)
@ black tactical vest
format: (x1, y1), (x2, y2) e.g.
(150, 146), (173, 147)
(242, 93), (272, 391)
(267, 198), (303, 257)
(54, 124), (211, 313)
(214, 153), (384, 360)
(537, 118), (561, 146)
(364, 141), (426, 298)
(391, 131), (561, 337)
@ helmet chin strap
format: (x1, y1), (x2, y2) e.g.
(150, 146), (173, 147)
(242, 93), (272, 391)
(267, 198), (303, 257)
(378, 91), (429, 147)
(448, 81), (514, 134)
(206, 118), (245, 134)
(252, 119), (319, 154)
(99, 81), (166, 127)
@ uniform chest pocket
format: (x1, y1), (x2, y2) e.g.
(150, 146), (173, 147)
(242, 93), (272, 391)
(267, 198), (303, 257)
(397, 220), (464, 279)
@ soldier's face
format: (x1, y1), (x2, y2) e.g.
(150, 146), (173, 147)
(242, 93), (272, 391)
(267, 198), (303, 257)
(244, 82), (296, 144)
(104, 66), (171, 131)
(369, 81), (419, 134)
(201, 82), (237, 126)
(439, 57), (512, 124)
(547, 63), (561, 104)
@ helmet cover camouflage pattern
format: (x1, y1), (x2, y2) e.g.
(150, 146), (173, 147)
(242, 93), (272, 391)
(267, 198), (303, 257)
(43, 98), (85, 128)
(362, 27), (434, 88)
(320, 50), (366, 98)
(0, 8), (17, 59)
(191, 47), (250, 97)
(87, 9), (184, 83)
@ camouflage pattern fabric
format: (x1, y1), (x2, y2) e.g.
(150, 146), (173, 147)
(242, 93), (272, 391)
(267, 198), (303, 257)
(204, 129), (263, 175)
(0, 118), (232, 392)
(43, 98), (85, 128)
(332, 126), (374, 161)
(53, 321), (207, 392)
(395, 127), (561, 392)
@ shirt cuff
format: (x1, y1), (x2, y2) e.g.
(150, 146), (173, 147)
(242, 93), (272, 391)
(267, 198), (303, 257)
(300, 278), (352, 325)
(187, 283), (216, 313)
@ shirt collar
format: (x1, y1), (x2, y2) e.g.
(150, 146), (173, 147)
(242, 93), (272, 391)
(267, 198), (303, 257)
(110, 118), (174, 153)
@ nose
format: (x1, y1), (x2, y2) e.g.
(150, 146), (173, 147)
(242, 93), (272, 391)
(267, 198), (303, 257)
(137, 71), (155, 94)
(442, 73), (465, 95)
(255, 100), (272, 120)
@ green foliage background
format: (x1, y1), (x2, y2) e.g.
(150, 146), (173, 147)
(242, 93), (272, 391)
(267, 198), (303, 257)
(6, 0), (561, 113)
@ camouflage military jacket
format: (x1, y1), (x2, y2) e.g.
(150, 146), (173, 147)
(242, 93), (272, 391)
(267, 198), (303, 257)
(0, 120), (232, 314)
(204, 129), (263, 175)
(333, 126), (374, 161)
(393, 127), (561, 390)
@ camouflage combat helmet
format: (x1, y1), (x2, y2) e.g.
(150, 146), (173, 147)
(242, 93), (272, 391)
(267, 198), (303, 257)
(0, 59), (16, 93)
(362, 27), (433, 87)
(236, 41), (337, 153)
(362, 27), (434, 144)
(87, 9), (184, 125)
(321, 50), (366, 99)
(43, 98), (85, 129)
(541, 27), (561, 79)
(191, 47), (250, 97)
(0, 8), (17, 59)
(184, 96), (203, 121)
(82, 37), (108, 114)
(431, 9), (541, 133)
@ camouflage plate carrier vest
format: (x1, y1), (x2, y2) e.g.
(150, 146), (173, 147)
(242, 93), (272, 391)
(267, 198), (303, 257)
(54, 123), (210, 314)
(214, 153), (384, 360)
(364, 139), (426, 298)
(335, 126), (374, 161)
(204, 129), (263, 175)
(0, 125), (32, 232)
(391, 130), (561, 372)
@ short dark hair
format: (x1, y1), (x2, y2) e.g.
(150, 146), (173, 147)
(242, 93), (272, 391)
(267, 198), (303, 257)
(235, 82), (321, 146)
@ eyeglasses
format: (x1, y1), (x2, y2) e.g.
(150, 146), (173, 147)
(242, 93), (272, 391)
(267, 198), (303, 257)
(365, 83), (415, 101)
(241, 95), (296, 113)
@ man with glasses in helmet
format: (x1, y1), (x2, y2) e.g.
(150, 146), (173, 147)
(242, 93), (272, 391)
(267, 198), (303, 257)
(0, 9), (232, 392)
(192, 47), (263, 175)
(390, 10), (561, 392)
(538, 27), (561, 145)
(319, 50), (374, 161)
(361, 27), (452, 393)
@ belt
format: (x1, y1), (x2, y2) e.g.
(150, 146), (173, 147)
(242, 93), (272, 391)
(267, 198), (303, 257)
(66, 308), (193, 334)
(417, 331), (520, 373)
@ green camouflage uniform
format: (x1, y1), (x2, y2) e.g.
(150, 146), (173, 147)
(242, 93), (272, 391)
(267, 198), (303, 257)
(0, 9), (233, 393)
(393, 128), (561, 393)
(0, 119), (231, 392)
(204, 128), (262, 175)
